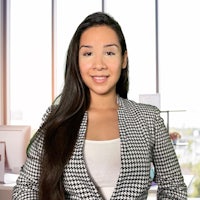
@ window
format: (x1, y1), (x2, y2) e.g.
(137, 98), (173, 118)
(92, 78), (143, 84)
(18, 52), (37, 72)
(104, 0), (156, 100)
(55, 0), (102, 97)
(9, 0), (52, 130)
(159, 0), (200, 197)
(0, 1), (3, 124)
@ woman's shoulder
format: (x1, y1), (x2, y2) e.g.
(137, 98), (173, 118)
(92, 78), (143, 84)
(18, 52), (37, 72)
(26, 105), (56, 154)
(119, 96), (160, 113)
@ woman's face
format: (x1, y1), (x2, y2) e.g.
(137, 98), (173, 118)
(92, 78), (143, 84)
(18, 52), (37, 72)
(79, 25), (127, 97)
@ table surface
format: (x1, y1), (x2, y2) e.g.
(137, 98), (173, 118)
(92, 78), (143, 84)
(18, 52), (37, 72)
(0, 173), (18, 190)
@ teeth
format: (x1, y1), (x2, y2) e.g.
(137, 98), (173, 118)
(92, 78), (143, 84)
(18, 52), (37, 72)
(92, 76), (107, 82)
(94, 76), (106, 80)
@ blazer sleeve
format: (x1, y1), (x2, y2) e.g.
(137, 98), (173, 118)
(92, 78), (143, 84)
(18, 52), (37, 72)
(12, 130), (43, 199)
(152, 107), (187, 199)
(12, 107), (51, 199)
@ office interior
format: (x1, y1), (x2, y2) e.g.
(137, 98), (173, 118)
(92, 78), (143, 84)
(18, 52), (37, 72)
(0, 0), (200, 199)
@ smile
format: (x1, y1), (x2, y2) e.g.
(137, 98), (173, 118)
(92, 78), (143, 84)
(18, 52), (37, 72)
(92, 76), (109, 83)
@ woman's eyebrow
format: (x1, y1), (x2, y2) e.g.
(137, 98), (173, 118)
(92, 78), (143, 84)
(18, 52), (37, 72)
(104, 43), (119, 48)
(79, 45), (92, 50)
(104, 44), (120, 48)
(79, 43), (120, 49)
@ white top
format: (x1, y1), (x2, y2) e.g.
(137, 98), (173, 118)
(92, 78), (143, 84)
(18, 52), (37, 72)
(84, 138), (121, 200)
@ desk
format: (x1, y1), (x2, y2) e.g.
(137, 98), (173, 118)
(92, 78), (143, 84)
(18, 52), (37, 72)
(0, 173), (18, 200)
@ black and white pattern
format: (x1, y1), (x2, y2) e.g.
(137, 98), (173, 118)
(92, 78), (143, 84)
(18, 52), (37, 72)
(12, 97), (187, 199)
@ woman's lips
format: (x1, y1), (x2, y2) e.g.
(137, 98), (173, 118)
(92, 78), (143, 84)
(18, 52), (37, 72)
(92, 76), (109, 83)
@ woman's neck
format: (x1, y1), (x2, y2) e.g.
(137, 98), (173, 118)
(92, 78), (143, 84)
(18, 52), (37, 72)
(89, 93), (118, 110)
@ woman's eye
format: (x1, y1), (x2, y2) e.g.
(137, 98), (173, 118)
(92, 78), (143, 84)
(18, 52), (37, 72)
(83, 52), (92, 56)
(106, 51), (115, 56)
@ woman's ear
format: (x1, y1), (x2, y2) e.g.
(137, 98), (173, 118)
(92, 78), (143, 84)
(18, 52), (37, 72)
(122, 51), (128, 69)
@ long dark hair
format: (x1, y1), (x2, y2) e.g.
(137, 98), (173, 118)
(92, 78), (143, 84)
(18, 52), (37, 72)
(39, 12), (129, 200)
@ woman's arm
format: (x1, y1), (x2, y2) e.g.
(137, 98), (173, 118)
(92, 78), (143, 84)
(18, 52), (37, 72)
(12, 129), (44, 199)
(153, 108), (187, 199)
(12, 106), (52, 199)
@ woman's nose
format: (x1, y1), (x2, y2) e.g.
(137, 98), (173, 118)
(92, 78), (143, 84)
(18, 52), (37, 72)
(95, 64), (106, 71)
(93, 57), (106, 70)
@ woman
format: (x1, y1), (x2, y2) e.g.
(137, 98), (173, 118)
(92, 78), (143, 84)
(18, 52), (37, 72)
(12, 12), (187, 200)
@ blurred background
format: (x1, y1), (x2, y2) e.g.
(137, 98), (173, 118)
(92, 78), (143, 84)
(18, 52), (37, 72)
(1, 0), (200, 197)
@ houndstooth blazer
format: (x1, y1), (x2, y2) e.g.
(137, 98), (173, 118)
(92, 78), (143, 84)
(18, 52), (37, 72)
(12, 97), (187, 199)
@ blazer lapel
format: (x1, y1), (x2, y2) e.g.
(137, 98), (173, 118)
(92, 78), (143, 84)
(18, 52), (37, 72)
(63, 112), (103, 199)
(111, 97), (150, 199)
